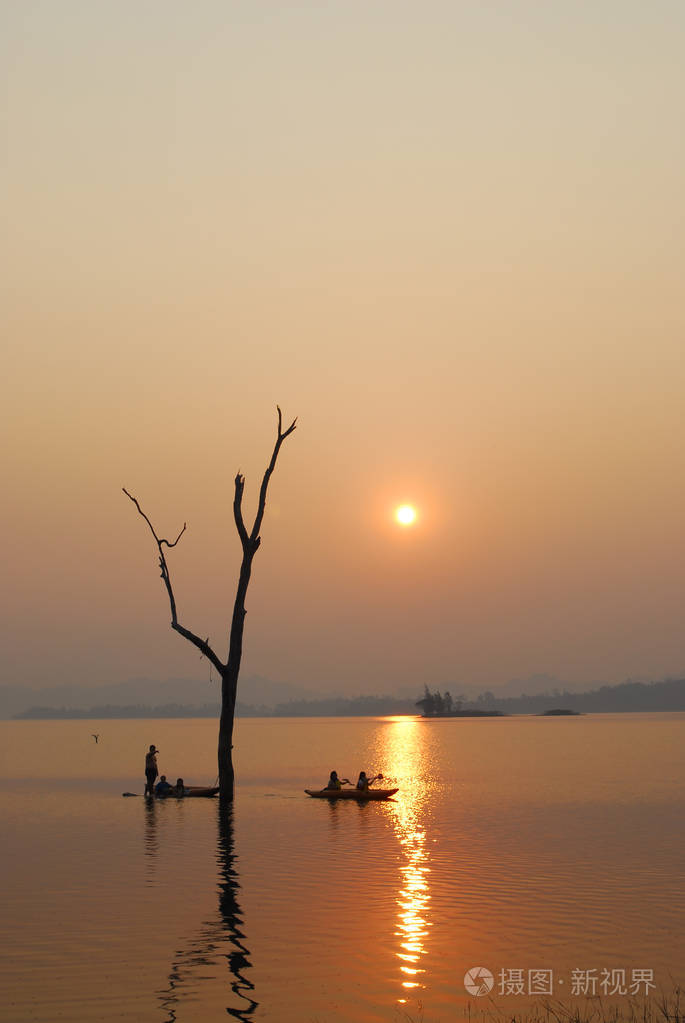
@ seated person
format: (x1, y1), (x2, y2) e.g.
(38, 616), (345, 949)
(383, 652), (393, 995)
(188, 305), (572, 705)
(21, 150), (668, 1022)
(173, 777), (188, 797)
(154, 774), (172, 797)
(356, 771), (382, 791)
(325, 769), (351, 789)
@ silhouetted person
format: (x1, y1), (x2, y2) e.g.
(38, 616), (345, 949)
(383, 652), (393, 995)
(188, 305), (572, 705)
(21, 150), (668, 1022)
(155, 774), (172, 797)
(356, 771), (382, 791)
(144, 744), (159, 796)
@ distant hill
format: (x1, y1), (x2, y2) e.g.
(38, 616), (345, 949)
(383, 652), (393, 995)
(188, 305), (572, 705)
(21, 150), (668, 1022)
(15, 694), (418, 719)
(260, 695), (418, 717)
(466, 677), (685, 714)
(0, 675), (315, 719)
(15, 703), (221, 720)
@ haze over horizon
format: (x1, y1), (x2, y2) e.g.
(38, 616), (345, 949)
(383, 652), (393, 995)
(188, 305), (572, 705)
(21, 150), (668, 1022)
(3, 2), (685, 697)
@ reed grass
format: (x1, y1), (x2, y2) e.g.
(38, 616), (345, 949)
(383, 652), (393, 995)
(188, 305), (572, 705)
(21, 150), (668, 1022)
(392, 986), (684, 1023)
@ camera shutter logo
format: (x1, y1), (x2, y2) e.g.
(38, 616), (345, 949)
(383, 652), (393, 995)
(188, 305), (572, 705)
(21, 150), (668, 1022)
(464, 967), (494, 996)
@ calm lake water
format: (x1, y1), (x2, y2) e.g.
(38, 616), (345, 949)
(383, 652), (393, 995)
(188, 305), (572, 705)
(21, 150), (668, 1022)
(1, 713), (684, 1022)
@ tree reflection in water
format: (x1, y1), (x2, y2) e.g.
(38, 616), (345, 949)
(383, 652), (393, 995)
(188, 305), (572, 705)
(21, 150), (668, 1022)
(217, 804), (258, 1021)
(159, 803), (258, 1022)
(143, 796), (159, 883)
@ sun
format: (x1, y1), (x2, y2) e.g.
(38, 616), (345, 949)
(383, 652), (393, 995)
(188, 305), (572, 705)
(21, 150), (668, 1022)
(395, 504), (417, 526)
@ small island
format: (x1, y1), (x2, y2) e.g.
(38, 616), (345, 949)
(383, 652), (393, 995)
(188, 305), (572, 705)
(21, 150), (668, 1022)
(416, 687), (506, 718)
(538, 709), (581, 716)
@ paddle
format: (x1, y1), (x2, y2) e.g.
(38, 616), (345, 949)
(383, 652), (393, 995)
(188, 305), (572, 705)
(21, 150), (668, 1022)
(352, 772), (384, 791)
(339, 773), (384, 788)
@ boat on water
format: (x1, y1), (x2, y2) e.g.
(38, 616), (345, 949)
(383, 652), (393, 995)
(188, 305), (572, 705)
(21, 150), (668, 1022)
(159, 786), (219, 798)
(123, 786), (219, 798)
(305, 787), (399, 801)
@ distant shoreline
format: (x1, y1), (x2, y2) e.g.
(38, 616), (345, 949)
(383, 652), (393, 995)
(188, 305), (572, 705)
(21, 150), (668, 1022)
(11, 707), (683, 720)
(7, 676), (685, 719)
(418, 709), (506, 718)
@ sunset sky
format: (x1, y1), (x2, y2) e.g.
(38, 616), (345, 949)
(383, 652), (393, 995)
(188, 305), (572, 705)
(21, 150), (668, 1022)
(3, 1), (685, 696)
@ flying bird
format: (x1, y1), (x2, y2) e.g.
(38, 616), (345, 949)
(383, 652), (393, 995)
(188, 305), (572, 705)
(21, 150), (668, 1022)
(92, 734), (99, 744)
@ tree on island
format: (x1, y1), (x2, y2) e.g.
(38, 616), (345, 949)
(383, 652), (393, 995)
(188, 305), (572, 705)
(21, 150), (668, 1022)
(415, 685), (463, 716)
(124, 407), (297, 800)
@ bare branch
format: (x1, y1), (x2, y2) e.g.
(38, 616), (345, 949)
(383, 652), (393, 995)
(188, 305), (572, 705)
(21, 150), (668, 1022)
(172, 623), (224, 675)
(122, 488), (186, 548)
(123, 487), (224, 674)
(123, 488), (181, 622)
(249, 407), (297, 542)
(167, 525), (187, 548)
(233, 473), (249, 548)
(277, 404), (298, 440)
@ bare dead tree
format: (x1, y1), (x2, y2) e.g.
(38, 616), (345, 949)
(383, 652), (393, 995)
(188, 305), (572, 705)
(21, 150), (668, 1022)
(124, 407), (297, 800)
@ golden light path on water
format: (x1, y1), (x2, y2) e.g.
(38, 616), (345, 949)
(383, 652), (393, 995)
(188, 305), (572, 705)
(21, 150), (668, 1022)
(377, 717), (433, 1004)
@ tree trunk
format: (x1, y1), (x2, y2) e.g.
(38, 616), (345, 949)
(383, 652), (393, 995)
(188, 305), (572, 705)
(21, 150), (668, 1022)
(218, 547), (254, 800)
(218, 681), (236, 800)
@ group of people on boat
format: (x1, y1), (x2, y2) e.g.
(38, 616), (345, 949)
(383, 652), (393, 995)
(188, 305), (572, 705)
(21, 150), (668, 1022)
(144, 745), (188, 798)
(153, 775), (189, 798)
(325, 769), (382, 792)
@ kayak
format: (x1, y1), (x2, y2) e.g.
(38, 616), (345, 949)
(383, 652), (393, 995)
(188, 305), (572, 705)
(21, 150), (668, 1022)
(305, 788), (398, 801)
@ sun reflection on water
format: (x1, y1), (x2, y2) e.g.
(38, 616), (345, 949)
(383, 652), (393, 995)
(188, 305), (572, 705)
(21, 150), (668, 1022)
(377, 717), (433, 1003)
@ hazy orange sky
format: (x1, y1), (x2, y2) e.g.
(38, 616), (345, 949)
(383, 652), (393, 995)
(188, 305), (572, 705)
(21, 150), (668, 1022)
(3, 2), (685, 695)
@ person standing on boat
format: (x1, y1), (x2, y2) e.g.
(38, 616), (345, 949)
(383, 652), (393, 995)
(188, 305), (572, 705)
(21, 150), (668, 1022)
(144, 745), (159, 797)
